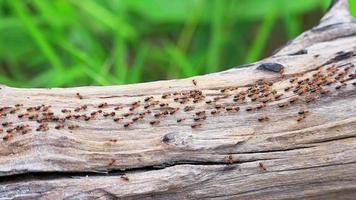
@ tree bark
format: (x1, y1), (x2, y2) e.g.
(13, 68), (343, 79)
(1, 0), (356, 199)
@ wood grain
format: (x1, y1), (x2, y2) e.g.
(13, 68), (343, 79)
(0, 0), (355, 199)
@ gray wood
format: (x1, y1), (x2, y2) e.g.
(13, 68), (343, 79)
(0, 0), (355, 199)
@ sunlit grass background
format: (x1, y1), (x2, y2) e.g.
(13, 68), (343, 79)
(1, 0), (355, 88)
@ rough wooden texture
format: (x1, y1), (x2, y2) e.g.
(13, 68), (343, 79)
(1, 0), (356, 199)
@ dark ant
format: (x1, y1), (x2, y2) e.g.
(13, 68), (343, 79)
(191, 123), (202, 129)
(120, 174), (129, 182)
(284, 86), (292, 92)
(3, 134), (13, 141)
(256, 104), (265, 110)
(144, 96), (154, 102)
(192, 79), (197, 86)
(246, 107), (253, 112)
(109, 139), (117, 143)
(278, 102), (288, 108)
(68, 125), (79, 130)
(205, 100), (213, 105)
(214, 105), (222, 110)
(161, 93), (170, 99)
(98, 103), (108, 108)
(114, 106), (123, 111)
(195, 111), (206, 116)
(55, 124), (65, 130)
(298, 109), (309, 115)
(297, 116), (306, 122)
(108, 159), (116, 167)
(258, 116), (269, 122)
(2, 122), (12, 127)
(76, 92), (83, 99)
(184, 106), (194, 112)
(226, 155), (233, 165)
(274, 94), (283, 100)
(226, 107), (233, 112)
(194, 116), (207, 122)
(160, 103), (168, 107)
(211, 110), (219, 115)
(290, 78), (296, 83)
(289, 97), (298, 104)
(123, 113), (131, 117)
(114, 117), (123, 122)
(124, 121), (133, 128)
(132, 101), (140, 107)
(150, 120), (160, 125)
(61, 109), (71, 113)
(259, 162), (267, 171)
(177, 118), (186, 123)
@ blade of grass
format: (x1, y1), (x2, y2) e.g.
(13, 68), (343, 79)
(127, 44), (149, 83)
(165, 43), (198, 77)
(57, 39), (113, 85)
(113, 33), (128, 84)
(0, 74), (20, 87)
(206, 0), (225, 73)
(70, 0), (136, 40)
(245, 4), (278, 63)
(283, 13), (301, 39)
(9, 1), (64, 73)
(177, 0), (204, 53)
(350, 0), (356, 17)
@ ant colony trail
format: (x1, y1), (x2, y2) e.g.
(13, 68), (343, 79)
(1, 63), (355, 140)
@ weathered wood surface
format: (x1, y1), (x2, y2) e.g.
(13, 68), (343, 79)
(1, 0), (356, 199)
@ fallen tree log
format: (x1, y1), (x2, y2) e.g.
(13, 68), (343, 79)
(0, 0), (356, 199)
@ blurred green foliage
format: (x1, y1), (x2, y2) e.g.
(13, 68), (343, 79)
(1, 0), (353, 88)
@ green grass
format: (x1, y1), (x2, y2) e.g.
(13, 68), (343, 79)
(0, 0), (337, 88)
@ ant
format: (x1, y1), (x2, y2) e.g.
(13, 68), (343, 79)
(120, 174), (129, 182)
(177, 118), (186, 123)
(2, 122), (12, 127)
(108, 159), (116, 167)
(191, 123), (202, 129)
(3, 134), (13, 141)
(144, 96), (154, 102)
(98, 103), (108, 108)
(76, 92), (83, 99)
(192, 79), (197, 86)
(55, 124), (65, 130)
(114, 106), (123, 111)
(298, 109), (309, 115)
(246, 106), (254, 112)
(124, 121), (133, 128)
(68, 125), (79, 130)
(150, 120), (160, 125)
(258, 116), (269, 122)
(297, 116), (306, 122)
(109, 139), (117, 143)
(259, 162), (267, 171)
(114, 117), (123, 122)
(226, 155), (233, 165)
(278, 102), (288, 108)
(284, 86), (292, 92)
